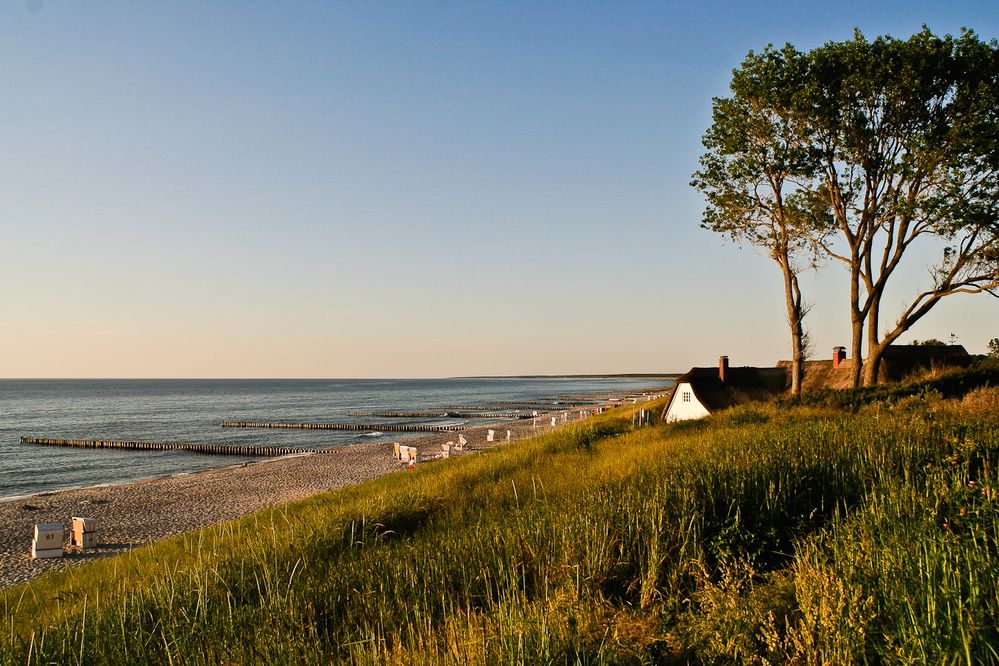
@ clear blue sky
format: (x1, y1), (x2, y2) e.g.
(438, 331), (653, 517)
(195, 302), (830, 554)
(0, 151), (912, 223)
(2, 1), (997, 377)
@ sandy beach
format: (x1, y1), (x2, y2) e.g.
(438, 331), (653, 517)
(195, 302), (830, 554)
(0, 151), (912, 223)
(0, 407), (623, 589)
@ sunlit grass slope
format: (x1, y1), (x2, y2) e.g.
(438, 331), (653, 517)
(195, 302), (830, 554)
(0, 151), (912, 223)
(2, 367), (998, 664)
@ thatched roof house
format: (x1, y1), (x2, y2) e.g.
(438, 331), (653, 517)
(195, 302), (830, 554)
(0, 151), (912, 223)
(662, 356), (788, 423)
(662, 345), (971, 423)
(781, 344), (972, 391)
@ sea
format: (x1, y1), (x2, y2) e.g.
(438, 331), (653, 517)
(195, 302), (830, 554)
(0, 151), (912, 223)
(0, 377), (670, 500)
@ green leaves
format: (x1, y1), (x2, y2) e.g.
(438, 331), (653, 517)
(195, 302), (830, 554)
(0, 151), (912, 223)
(695, 27), (999, 387)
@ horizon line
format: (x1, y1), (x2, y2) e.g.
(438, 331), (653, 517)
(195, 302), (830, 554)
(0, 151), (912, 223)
(0, 373), (681, 381)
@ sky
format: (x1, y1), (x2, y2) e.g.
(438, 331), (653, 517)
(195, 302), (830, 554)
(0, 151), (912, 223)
(1, 1), (997, 378)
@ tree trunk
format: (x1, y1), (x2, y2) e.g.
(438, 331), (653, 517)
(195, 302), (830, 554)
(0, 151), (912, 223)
(789, 317), (805, 395)
(782, 259), (805, 395)
(861, 294), (882, 386)
(864, 332), (896, 387)
(862, 347), (883, 386)
(847, 257), (865, 387)
(864, 291), (948, 387)
(863, 297), (884, 386)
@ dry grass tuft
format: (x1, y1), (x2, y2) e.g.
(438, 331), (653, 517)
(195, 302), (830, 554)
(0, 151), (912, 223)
(960, 385), (999, 415)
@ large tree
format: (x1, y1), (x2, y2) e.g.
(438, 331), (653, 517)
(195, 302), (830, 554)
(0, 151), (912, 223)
(692, 45), (825, 395)
(697, 29), (999, 387)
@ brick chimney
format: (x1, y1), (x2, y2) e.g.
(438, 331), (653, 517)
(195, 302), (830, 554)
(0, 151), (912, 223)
(832, 346), (846, 368)
(719, 356), (729, 382)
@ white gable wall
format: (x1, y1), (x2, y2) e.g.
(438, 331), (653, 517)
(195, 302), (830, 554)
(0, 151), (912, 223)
(663, 382), (711, 422)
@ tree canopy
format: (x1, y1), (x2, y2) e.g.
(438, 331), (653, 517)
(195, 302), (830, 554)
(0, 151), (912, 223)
(695, 28), (999, 386)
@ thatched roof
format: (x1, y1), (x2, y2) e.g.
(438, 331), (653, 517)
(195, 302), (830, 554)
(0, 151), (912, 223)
(778, 359), (856, 391)
(879, 344), (972, 381)
(673, 366), (789, 413)
(779, 344), (972, 391)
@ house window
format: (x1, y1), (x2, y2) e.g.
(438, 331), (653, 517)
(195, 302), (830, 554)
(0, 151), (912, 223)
(683, 391), (691, 403)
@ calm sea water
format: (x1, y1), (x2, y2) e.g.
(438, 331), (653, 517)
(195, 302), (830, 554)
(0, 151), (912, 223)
(0, 378), (667, 500)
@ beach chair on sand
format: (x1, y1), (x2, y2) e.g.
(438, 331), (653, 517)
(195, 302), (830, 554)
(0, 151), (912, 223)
(32, 523), (63, 559)
(72, 516), (100, 549)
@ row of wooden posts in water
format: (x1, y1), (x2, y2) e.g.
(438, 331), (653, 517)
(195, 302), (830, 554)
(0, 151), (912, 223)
(346, 411), (530, 420)
(19, 437), (326, 457)
(21, 419), (499, 458)
(21, 412), (582, 458)
(220, 421), (464, 433)
(20, 399), (634, 459)
(432, 402), (591, 410)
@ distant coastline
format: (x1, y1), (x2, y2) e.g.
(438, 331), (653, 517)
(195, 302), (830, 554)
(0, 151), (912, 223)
(453, 373), (680, 380)
(2, 375), (680, 382)
(0, 376), (667, 500)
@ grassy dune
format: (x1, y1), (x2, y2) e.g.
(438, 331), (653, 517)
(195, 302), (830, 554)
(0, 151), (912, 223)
(2, 366), (999, 664)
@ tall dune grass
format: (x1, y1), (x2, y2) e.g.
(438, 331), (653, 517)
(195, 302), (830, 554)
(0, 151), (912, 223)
(2, 390), (998, 664)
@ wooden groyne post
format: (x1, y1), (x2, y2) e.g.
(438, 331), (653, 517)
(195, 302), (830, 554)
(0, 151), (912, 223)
(20, 437), (326, 457)
(346, 411), (530, 420)
(220, 421), (464, 433)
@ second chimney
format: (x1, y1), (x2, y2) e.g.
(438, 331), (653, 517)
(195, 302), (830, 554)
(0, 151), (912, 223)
(719, 355), (729, 382)
(832, 346), (846, 368)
